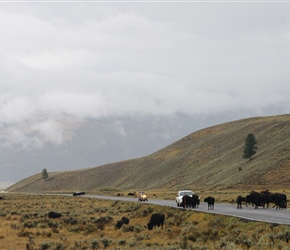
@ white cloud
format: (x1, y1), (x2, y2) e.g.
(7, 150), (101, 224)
(0, 2), (289, 148)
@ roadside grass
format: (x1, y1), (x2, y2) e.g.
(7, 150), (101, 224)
(1, 193), (290, 249)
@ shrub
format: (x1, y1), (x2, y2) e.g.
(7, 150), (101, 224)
(53, 243), (66, 250)
(24, 221), (38, 228)
(118, 239), (127, 246)
(63, 217), (78, 225)
(90, 239), (99, 249)
(17, 229), (31, 237)
(101, 238), (112, 249)
(40, 242), (51, 250)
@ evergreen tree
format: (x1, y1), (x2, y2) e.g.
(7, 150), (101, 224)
(243, 133), (258, 161)
(41, 168), (48, 181)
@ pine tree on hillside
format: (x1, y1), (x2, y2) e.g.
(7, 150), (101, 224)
(243, 133), (258, 161)
(41, 168), (49, 181)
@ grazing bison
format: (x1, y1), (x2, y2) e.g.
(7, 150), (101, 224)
(0, 196), (4, 200)
(121, 216), (129, 225)
(246, 191), (267, 209)
(128, 192), (136, 196)
(115, 220), (124, 229)
(236, 196), (246, 209)
(115, 216), (130, 229)
(147, 213), (165, 230)
(48, 211), (62, 219)
(204, 196), (215, 210)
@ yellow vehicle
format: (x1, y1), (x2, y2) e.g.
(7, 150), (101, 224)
(138, 191), (148, 202)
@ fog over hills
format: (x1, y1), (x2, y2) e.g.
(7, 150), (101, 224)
(1, 113), (239, 186)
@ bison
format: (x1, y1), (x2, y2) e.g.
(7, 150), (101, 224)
(73, 192), (85, 196)
(260, 190), (273, 208)
(115, 216), (130, 229)
(271, 193), (287, 209)
(246, 191), (267, 209)
(115, 220), (124, 229)
(204, 196), (215, 210)
(182, 195), (192, 209)
(121, 216), (129, 225)
(191, 194), (200, 208)
(236, 196), (246, 209)
(47, 211), (62, 219)
(147, 213), (165, 230)
(181, 194), (200, 209)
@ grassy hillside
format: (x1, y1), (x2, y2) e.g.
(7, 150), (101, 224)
(6, 114), (290, 193)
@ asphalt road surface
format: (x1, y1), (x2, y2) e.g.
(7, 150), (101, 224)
(86, 195), (290, 225)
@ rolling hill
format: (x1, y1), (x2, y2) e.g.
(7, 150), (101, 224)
(6, 114), (290, 193)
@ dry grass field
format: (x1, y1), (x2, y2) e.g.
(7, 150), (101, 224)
(1, 193), (290, 250)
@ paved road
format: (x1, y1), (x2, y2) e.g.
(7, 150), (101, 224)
(86, 195), (290, 225)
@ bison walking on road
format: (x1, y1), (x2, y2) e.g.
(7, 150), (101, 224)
(191, 194), (200, 208)
(271, 193), (287, 209)
(246, 191), (267, 209)
(182, 194), (200, 210)
(204, 196), (215, 210)
(236, 196), (246, 209)
(182, 195), (192, 210)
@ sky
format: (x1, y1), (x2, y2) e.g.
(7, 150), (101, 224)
(0, 1), (290, 187)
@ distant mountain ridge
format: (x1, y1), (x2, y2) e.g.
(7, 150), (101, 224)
(6, 114), (290, 192)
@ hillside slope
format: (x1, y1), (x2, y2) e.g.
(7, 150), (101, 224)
(6, 115), (290, 193)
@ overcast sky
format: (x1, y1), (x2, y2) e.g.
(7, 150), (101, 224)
(0, 1), (290, 186)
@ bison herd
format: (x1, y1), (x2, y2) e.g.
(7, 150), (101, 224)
(181, 190), (287, 211)
(181, 194), (216, 211)
(236, 190), (287, 209)
(46, 210), (165, 231)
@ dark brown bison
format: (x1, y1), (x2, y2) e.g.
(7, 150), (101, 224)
(191, 194), (200, 208)
(147, 213), (165, 230)
(48, 211), (62, 219)
(246, 191), (267, 209)
(182, 194), (200, 209)
(271, 193), (287, 209)
(182, 195), (192, 209)
(73, 192), (85, 196)
(115, 216), (130, 229)
(204, 196), (215, 210)
(236, 196), (246, 209)
(260, 190), (273, 208)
